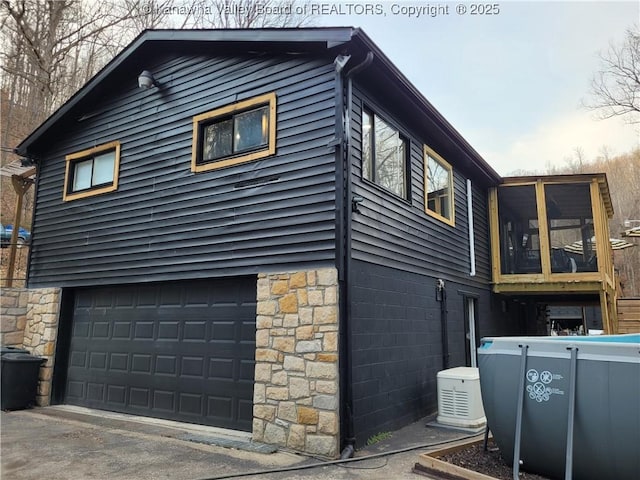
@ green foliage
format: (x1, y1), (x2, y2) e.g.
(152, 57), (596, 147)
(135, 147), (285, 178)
(366, 431), (392, 446)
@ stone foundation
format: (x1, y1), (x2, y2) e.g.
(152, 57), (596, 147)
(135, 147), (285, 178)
(253, 268), (340, 457)
(0, 287), (61, 406)
(0, 288), (28, 346)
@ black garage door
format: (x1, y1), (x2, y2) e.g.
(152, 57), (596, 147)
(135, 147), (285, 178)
(62, 277), (256, 431)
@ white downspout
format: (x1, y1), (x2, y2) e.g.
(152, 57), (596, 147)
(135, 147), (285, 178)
(467, 179), (476, 276)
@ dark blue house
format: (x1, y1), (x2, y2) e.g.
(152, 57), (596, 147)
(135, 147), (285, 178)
(16, 28), (523, 457)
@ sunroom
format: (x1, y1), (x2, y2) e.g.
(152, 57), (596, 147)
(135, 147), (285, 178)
(488, 174), (618, 332)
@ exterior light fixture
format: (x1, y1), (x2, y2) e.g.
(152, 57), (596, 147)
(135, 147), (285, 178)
(138, 70), (157, 89)
(352, 195), (364, 213)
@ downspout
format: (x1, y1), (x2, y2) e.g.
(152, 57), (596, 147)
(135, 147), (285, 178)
(467, 179), (476, 277)
(437, 279), (449, 369)
(336, 51), (374, 460)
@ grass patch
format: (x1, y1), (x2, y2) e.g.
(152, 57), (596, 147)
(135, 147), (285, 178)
(366, 431), (392, 446)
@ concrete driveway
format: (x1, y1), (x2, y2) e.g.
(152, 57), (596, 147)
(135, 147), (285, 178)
(1, 406), (479, 480)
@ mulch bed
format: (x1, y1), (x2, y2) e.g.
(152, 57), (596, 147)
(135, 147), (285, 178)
(438, 439), (550, 480)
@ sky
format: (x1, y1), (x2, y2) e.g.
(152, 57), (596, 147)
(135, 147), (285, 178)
(313, 1), (640, 175)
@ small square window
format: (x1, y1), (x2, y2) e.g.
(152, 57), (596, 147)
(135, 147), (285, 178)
(361, 108), (408, 198)
(425, 146), (454, 225)
(192, 93), (276, 172)
(64, 141), (120, 201)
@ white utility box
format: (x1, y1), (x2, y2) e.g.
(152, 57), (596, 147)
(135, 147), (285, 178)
(436, 366), (486, 428)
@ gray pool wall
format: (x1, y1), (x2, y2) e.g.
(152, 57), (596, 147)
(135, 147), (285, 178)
(478, 335), (640, 480)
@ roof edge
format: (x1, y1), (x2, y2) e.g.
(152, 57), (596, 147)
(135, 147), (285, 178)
(16, 27), (356, 156)
(351, 28), (501, 184)
(17, 27), (501, 186)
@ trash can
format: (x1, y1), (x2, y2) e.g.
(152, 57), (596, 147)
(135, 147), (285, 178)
(1, 353), (46, 410)
(1, 345), (30, 356)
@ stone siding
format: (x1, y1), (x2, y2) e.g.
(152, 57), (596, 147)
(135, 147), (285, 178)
(254, 268), (340, 457)
(0, 287), (61, 406)
(1, 288), (28, 346)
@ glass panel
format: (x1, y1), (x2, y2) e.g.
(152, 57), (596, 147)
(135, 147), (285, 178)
(362, 110), (373, 180)
(73, 159), (93, 191)
(374, 115), (405, 197)
(92, 151), (115, 185)
(233, 106), (268, 153)
(203, 119), (233, 161)
(426, 154), (451, 219)
(497, 185), (541, 274)
(545, 183), (596, 272)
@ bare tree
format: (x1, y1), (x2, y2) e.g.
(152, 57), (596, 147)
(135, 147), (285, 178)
(562, 147), (587, 174)
(0, 1), (141, 122)
(0, 0), (162, 175)
(0, 0), (316, 152)
(585, 26), (640, 124)
(592, 150), (640, 297)
(182, 0), (314, 28)
(545, 147), (640, 296)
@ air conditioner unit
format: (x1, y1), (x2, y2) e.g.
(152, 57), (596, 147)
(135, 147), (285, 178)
(437, 367), (486, 429)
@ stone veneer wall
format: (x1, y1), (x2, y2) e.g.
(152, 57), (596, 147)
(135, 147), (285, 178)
(0, 287), (62, 406)
(1, 288), (28, 346)
(253, 268), (340, 457)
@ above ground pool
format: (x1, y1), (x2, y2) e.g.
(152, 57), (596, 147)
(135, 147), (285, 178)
(478, 334), (640, 480)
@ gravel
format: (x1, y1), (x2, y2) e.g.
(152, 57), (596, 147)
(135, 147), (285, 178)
(439, 440), (550, 480)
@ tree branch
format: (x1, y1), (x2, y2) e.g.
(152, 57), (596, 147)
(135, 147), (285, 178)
(585, 26), (640, 124)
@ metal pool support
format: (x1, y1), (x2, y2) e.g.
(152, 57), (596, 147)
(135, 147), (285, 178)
(512, 344), (528, 480)
(564, 346), (578, 480)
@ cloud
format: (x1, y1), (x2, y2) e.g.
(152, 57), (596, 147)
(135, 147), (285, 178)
(484, 111), (640, 176)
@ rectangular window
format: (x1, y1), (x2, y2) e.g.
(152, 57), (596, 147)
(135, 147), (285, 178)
(64, 141), (120, 201)
(425, 146), (454, 225)
(362, 108), (408, 198)
(192, 93), (276, 173)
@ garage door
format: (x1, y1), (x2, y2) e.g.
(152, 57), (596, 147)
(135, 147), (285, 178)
(63, 277), (256, 431)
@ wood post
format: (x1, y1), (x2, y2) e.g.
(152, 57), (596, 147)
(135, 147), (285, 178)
(6, 174), (33, 287)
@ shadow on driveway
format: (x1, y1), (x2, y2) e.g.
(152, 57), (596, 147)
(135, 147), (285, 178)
(1, 407), (479, 480)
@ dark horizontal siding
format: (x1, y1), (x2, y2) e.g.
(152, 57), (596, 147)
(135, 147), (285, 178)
(349, 84), (492, 288)
(29, 53), (338, 287)
(472, 186), (491, 281)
